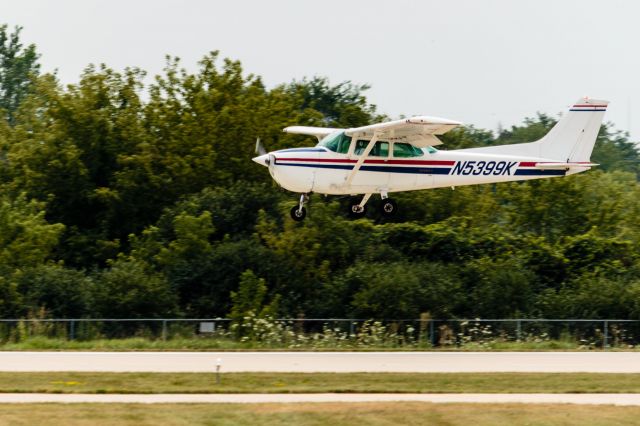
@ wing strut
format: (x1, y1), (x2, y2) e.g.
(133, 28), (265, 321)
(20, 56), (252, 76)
(344, 132), (379, 187)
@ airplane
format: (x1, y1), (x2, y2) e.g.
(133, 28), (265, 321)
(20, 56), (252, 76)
(253, 98), (607, 221)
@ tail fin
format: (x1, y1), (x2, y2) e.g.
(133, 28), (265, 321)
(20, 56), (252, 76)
(463, 98), (608, 161)
(537, 98), (608, 162)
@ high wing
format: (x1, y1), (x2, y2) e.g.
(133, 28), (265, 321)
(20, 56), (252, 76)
(283, 116), (462, 147)
(283, 126), (342, 141)
(345, 115), (462, 148)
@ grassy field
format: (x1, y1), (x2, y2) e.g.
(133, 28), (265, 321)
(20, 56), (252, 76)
(2, 372), (640, 394)
(0, 336), (601, 351)
(0, 402), (636, 425)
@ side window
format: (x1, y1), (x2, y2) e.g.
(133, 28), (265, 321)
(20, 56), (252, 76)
(354, 140), (389, 157)
(369, 141), (389, 157)
(354, 140), (368, 155)
(336, 134), (351, 154)
(393, 143), (424, 158)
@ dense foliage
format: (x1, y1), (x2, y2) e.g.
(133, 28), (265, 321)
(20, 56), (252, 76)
(1, 25), (640, 321)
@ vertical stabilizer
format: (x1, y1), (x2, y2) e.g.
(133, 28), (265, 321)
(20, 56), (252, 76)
(462, 98), (609, 161)
(538, 98), (608, 162)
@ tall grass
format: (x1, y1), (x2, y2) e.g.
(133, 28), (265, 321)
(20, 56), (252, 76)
(0, 317), (630, 350)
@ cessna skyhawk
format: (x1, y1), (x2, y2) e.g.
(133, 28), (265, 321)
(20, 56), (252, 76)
(253, 98), (607, 221)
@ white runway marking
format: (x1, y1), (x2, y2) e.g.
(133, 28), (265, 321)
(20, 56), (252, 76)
(0, 393), (638, 405)
(1, 351), (640, 373)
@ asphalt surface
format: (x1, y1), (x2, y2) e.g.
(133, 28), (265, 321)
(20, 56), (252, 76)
(0, 393), (638, 405)
(2, 351), (640, 372)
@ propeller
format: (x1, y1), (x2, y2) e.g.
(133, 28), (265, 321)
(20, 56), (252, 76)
(255, 137), (267, 156)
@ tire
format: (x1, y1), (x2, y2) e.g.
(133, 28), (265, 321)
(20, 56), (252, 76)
(348, 203), (367, 219)
(290, 205), (307, 221)
(380, 198), (398, 217)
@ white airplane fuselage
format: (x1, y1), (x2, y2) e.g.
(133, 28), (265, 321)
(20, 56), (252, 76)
(263, 147), (586, 195)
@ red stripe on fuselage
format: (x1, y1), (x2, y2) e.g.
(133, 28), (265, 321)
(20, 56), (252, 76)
(519, 161), (593, 167)
(276, 157), (455, 166)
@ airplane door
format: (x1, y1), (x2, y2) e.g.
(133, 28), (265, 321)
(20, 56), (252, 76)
(350, 140), (390, 192)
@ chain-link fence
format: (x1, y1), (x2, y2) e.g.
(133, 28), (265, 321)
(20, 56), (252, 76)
(0, 318), (639, 349)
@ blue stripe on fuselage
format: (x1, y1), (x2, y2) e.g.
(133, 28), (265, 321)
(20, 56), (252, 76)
(514, 169), (566, 176)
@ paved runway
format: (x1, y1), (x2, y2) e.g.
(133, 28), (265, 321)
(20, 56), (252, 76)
(0, 393), (638, 405)
(2, 351), (640, 373)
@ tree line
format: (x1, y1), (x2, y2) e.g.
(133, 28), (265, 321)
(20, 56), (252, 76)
(1, 25), (640, 321)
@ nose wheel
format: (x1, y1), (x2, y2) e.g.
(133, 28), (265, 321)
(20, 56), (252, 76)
(290, 205), (307, 221)
(290, 194), (309, 221)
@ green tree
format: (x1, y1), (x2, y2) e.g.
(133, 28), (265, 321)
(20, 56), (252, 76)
(538, 276), (636, 319)
(495, 113), (557, 146)
(229, 269), (280, 339)
(463, 258), (536, 318)
(347, 261), (463, 319)
(591, 124), (640, 176)
(229, 269), (279, 321)
(284, 76), (381, 128)
(439, 125), (495, 150)
(6, 67), (147, 265)
(15, 264), (91, 318)
(0, 25), (40, 124)
(0, 194), (64, 272)
(92, 259), (178, 318)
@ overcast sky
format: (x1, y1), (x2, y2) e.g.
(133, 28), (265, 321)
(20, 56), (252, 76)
(4, 0), (639, 138)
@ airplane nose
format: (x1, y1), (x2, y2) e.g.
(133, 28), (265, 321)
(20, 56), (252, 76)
(252, 154), (270, 167)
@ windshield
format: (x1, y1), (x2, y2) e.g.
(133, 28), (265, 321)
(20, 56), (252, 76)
(318, 131), (351, 153)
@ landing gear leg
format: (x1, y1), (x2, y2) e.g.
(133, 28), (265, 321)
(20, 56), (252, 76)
(380, 192), (397, 217)
(290, 194), (308, 221)
(349, 194), (371, 219)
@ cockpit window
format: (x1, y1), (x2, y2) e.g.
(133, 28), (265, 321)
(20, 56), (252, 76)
(318, 131), (351, 153)
(354, 140), (389, 157)
(425, 146), (438, 154)
(393, 143), (425, 158)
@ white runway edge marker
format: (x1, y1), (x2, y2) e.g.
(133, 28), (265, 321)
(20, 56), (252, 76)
(0, 393), (639, 405)
(3, 352), (640, 373)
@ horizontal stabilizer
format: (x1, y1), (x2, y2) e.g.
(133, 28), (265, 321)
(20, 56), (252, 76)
(535, 162), (599, 169)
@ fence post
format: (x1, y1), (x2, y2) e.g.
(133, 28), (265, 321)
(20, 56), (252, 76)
(162, 320), (167, 342)
(516, 320), (521, 342)
(69, 320), (75, 341)
(603, 320), (608, 350)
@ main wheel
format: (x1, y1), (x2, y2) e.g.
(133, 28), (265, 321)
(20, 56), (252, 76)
(348, 203), (367, 219)
(290, 205), (307, 221)
(380, 198), (398, 217)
